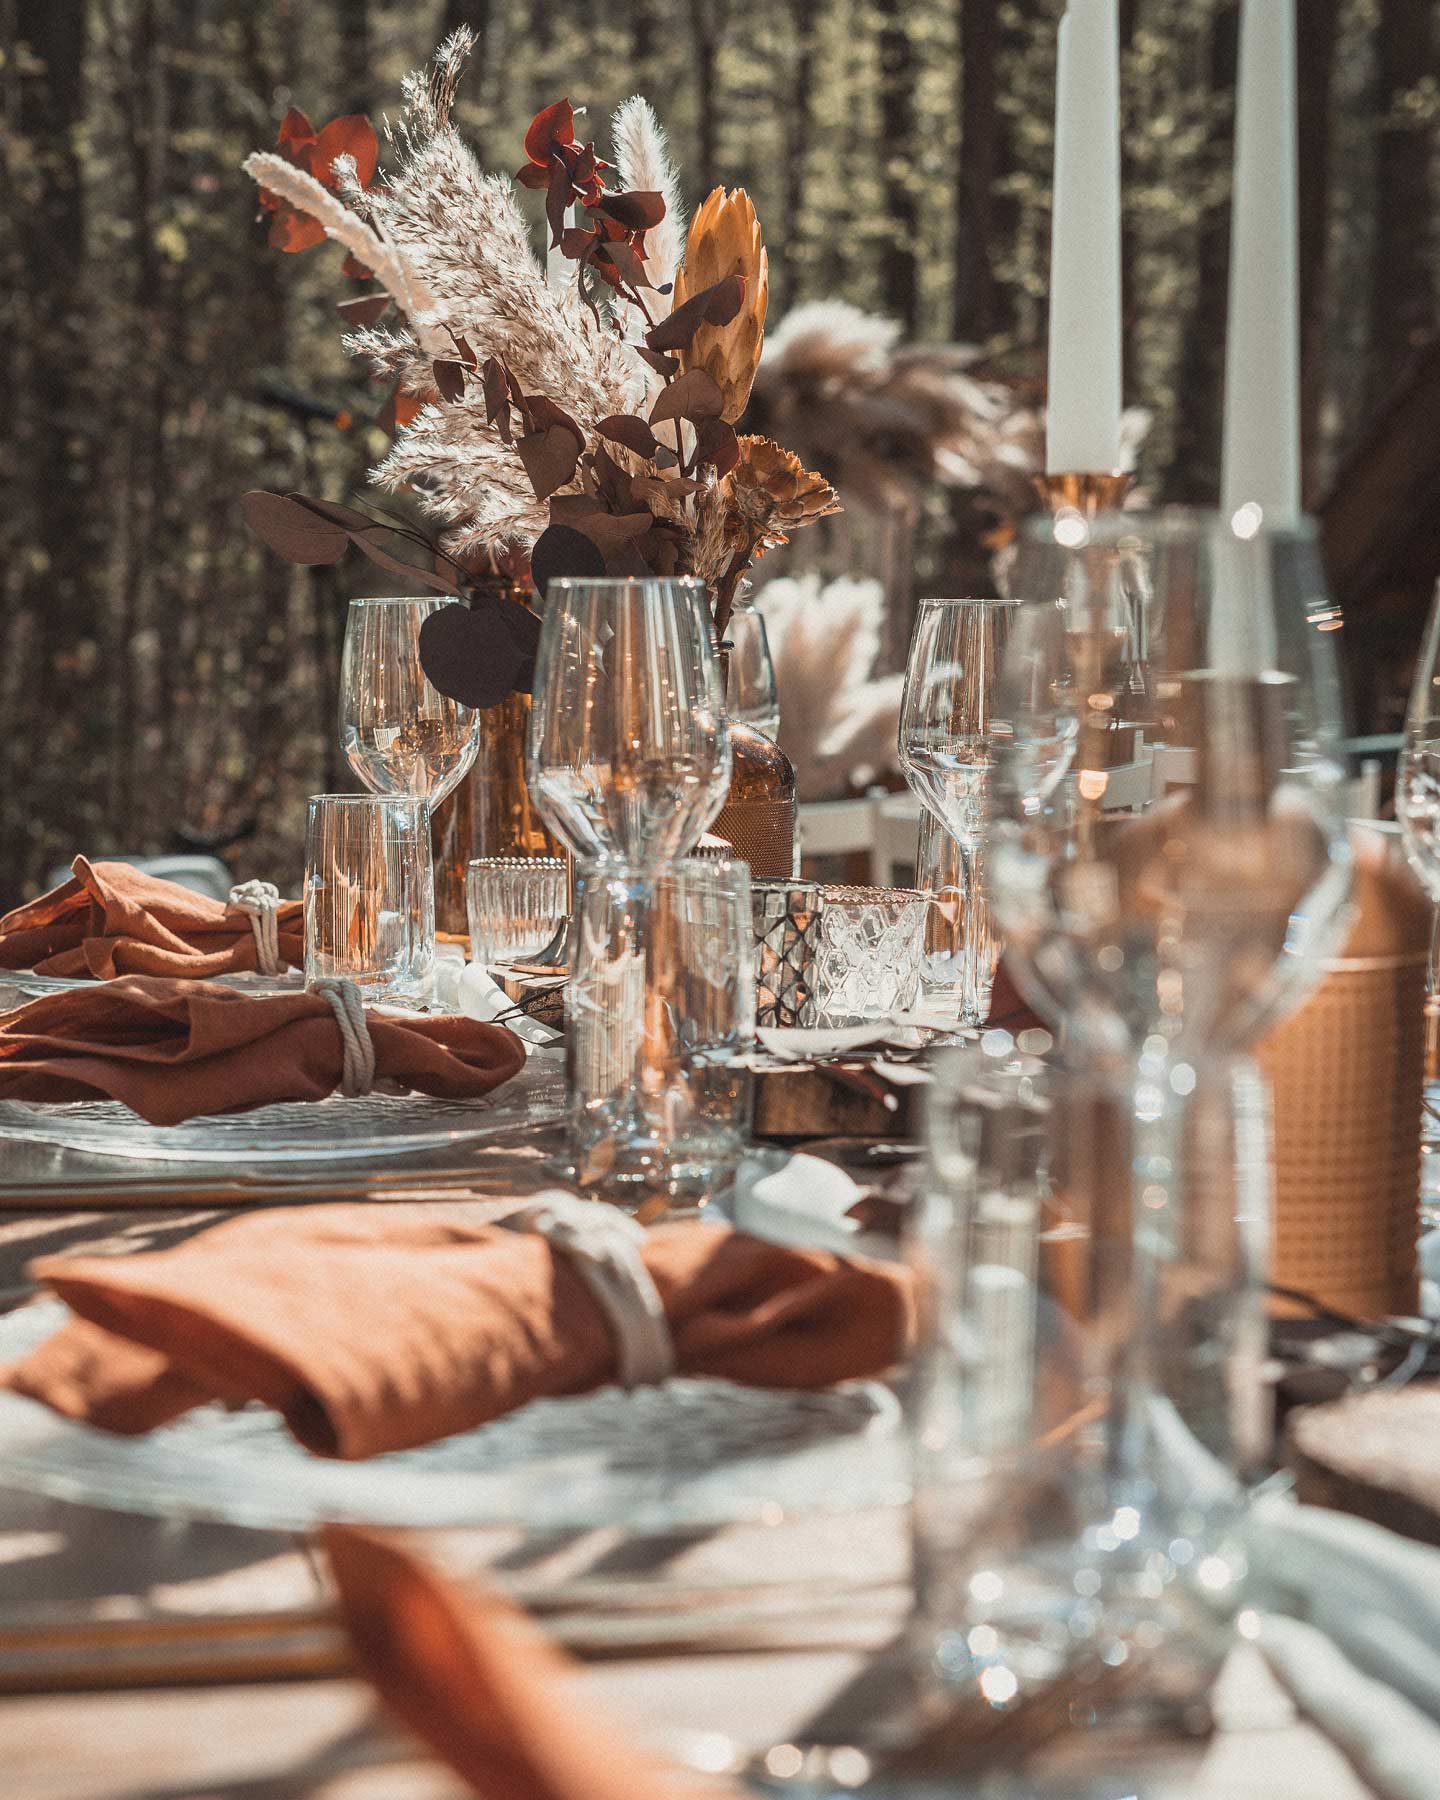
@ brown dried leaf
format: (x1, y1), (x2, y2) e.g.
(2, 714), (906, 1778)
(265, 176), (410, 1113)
(650, 368), (724, 426)
(516, 426), (581, 500)
(241, 491), (348, 566)
(337, 292), (390, 326)
(433, 359), (468, 404)
(645, 274), (745, 353)
(596, 415), (661, 458)
(594, 190), (667, 230)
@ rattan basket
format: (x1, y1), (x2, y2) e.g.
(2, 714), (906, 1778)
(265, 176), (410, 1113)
(1255, 949), (1425, 1320)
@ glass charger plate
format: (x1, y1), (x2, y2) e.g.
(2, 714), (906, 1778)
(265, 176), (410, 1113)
(0, 968), (305, 1001)
(0, 1299), (909, 1532)
(0, 1057), (567, 1163)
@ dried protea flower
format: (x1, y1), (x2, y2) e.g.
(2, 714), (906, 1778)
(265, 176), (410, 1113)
(727, 435), (840, 548)
(671, 188), (768, 423)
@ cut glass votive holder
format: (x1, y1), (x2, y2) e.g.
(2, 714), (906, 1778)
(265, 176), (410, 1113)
(813, 884), (927, 1027)
(750, 878), (823, 1028)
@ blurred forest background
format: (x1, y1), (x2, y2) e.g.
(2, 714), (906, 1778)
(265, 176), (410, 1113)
(3, 0), (1439, 903)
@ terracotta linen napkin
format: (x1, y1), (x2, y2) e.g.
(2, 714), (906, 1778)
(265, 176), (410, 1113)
(2, 1205), (916, 1458)
(325, 1526), (710, 1800)
(0, 976), (526, 1126)
(0, 856), (304, 979)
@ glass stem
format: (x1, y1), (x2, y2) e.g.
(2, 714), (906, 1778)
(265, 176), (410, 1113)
(955, 838), (997, 1029)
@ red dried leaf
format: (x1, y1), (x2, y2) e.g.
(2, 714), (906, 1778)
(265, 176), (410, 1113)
(451, 333), (479, 369)
(377, 385), (422, 435)
(277, 107), (316, 156)
(310, 114), (379, 188)
(560, 226), (598, 258)
(241, 490), (347, 565)
(267, 207), (326, 254)
(650, 369), (725, 426)
(545, 159), (571, 248)
(515, 162), (550, 190)
(594, 190), (666, 231)
(341, 251), (373, 280)
(337, 292), (390, 326)
(645, 274), (746, 353)
(516, 426), (581, 500)
(525, 99), (575, 166)
(594, 239), (653, 290)
(433, 359), (468, 404)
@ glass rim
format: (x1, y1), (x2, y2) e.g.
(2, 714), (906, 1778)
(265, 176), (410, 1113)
(546, 575), (708, 596)
(1020, 503), (1320, 548)
(305, 792), (427, 808)
(466, 856), (567, 872)
(914, 595), (1037, 609)
(345, 594), (451, 607)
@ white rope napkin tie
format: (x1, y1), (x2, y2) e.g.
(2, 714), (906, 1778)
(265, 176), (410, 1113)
(228, 879), (283, 976)
(509, 1190), (676, 1388)
(310, 977), (378, 1098)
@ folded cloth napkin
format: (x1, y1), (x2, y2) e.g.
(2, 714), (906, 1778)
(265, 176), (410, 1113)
(325, 1525), (711, 1800)
(0, 857), (304, 979)
(2, 1203), (916, 1458)
(0, 975), (525, 1126)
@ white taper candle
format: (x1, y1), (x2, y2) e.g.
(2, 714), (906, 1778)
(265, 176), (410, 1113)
(1221, 0), (1301, 525)
(1046, 0), (1124, 475)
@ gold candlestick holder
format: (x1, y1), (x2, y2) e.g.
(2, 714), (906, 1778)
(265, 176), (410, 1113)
(1032, 470), (1133, 515)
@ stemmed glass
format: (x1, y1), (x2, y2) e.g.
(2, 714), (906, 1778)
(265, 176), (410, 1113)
(340, 598), (481, 806)
(528, 576), (731, 868)
(528, 576), (732, 1195)
(987, 506), (1351, 1619)
(899, 597), (1023, 1027)
(1396, 581), (1440, 1221)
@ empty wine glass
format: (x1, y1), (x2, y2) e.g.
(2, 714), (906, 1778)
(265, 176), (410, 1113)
(340, 598), (481, 807)
(898, 597), (1024, 1026)
(527, 577), (731, 867)
(1398, 580), (1440, 900)
(987, 507), (1351, 1646)
(724, 593), (781, 742)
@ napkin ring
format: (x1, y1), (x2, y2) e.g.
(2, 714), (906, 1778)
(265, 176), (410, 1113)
(311, 978), (378, 1097)
(229, 879), (284, 976)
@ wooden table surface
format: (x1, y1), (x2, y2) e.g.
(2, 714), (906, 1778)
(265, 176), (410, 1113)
(0, 1203), (1375, 1800)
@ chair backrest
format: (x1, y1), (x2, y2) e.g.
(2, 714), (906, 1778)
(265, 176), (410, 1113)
(43, 854), (236, 903)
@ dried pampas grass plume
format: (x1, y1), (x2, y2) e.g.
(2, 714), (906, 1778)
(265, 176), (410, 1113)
(611, 96), (686, 303)
(672, 188), (768, 423)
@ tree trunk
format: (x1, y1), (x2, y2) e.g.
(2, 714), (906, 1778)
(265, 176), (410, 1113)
(953, 0), (1000, 341)
(688, 0), (727, 196)
(1368, 0), (1438, 412)
(778, 0), (821, 313)
(5, 0), (95, 894)
(1296, 0), (1344, 502)
(876, 0), (919, 334)
(1164, 4), (1238, 504)
(335, 0), (372, 116)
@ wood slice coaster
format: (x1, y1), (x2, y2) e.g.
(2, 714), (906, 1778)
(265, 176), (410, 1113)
(493, 965), (566, 1033)
(751, 1057), (929, 1145)
(1285, 1383), (1440, 1548)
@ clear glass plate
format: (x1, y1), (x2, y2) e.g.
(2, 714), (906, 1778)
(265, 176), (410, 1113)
(0, 968), (305, 1002)
(0, 1057), (567, 1162)
(0, 1299), (909, 1532)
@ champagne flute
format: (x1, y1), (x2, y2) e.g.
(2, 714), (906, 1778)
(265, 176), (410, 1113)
(527, 576), (731, 868)
(898, 597), (1024, 1026)
(340, 598), (481, 806)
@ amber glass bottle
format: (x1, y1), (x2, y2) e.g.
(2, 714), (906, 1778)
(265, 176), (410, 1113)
(428, 584), (561, 936)
(711, 647), (799, 878)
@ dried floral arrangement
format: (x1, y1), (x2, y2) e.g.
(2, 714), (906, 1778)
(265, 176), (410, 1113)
(240, 30), (840, 708)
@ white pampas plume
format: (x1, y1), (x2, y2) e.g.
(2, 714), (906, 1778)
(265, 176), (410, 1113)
(611, 96), (685, 304)
(242, 152), (448, 357)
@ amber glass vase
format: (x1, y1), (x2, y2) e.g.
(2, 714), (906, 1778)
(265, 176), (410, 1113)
(430, 689), (562, 935)
(711, 648), (798, 878)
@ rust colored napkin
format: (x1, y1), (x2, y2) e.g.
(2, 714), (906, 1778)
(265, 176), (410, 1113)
(0, 856), (304, 979)
(325, 1526), (708, 1800)
(0, 976), (525, 1126)
(3, 1205), (916, 1458)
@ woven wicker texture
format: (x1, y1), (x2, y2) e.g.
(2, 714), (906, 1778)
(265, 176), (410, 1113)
(1255, 953), (1425, 1320)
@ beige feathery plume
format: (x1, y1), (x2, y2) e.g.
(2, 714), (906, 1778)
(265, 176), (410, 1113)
(671, 188), (768, 423)
(611, 96), (686, 303)
(242, 153), (447, 357)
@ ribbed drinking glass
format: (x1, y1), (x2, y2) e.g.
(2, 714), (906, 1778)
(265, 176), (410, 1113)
(304, 794), (435, 1004)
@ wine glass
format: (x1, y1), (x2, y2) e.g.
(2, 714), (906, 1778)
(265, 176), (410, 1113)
(898, 597), (1025, 1026)
(987, 506), (1351, 1622)
(1398, 581), (1440, 900)
(527, 577), (731, 868)
(340, 598), (481, 806)
(724, 593), (781, 742)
